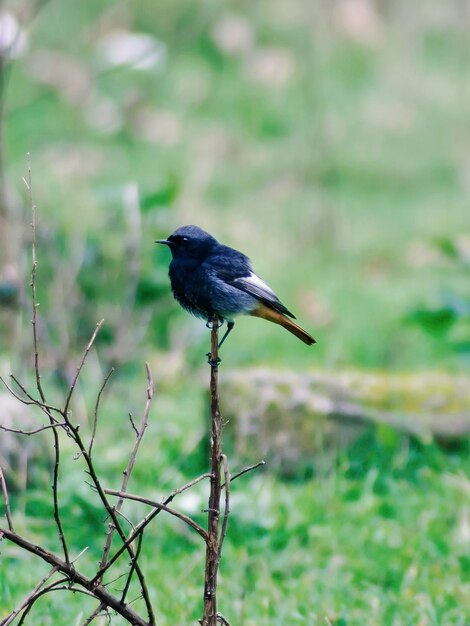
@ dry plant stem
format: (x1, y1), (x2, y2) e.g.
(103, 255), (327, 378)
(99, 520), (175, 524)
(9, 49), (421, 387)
(0, 468), (13, 531)
(24, 155), (44, 405)
(202, 316), (224, 626)
(104, 489), (208, 541)
(63, 318), (104, 415)
(16, 583), (98, 626)
(0, 374), (62, 415)
(16, 578), (70, 626)
(0, 422), (67, 435)
(0, 529), (150, 626)
(88, 367), (115, 457)
(218, 455), (230, 559)
(93, 472), (211, 584)
(58, 350), (155, 625)
(24, 155), (70, 565)
(98, 364), (153, 590)
(80, 602), (106, 626)
(226, 460), (265, 486)
(120, 533), (143, 604)
(1, 323), (154, 624)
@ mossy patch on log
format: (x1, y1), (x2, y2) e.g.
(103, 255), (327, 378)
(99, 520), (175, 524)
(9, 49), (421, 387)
(219, 369), (470, 473)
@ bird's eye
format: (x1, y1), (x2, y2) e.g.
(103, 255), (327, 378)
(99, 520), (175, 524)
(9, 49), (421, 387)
(169, 234), (190, 245)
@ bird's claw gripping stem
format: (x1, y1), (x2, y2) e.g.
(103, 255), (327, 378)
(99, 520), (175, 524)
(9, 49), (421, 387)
(206, 319), (224, 330)
(206, 352), (221, 367)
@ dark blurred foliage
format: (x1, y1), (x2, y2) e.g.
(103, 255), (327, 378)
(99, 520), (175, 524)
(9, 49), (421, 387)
(409, 235), (470, 359)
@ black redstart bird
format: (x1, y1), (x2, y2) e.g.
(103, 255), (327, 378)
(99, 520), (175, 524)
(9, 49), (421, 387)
(156, 225), (316, 348)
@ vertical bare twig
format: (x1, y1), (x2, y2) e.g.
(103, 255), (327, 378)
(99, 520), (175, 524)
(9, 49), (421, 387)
(23, 155), (70, 564)
(88, 367), (115, 457)
(0, 467), (14, 531)
(63, 318), (105, 416)
(24, 154), (44, 403)
(97, 363), (153, 587)
(119, 365), (153, 604)
(218, 454), (230, 559)
(57, 330), (156, 626)
(202, 316), (224, 626)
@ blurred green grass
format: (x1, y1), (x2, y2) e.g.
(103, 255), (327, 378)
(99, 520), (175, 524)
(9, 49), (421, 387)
(3, 0), (470, 370)
(1, 1), (470, 624)
(1, 395), (469, 624)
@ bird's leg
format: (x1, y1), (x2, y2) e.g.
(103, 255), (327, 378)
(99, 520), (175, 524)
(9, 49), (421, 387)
(206, 317), (223, 365)
(217, 320), (235, 350)
(206, 318), (232, 365)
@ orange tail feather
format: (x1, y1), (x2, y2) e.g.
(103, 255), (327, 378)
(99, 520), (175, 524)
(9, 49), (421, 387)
(250, 304), (316, 345)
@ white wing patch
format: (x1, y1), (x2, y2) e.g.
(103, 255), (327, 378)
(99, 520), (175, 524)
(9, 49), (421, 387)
(234, 272), (277, 299)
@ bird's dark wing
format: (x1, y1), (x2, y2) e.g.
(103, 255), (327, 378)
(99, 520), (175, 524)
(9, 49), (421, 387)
(206, 246), (296, 319)
(232, 273), (296, 318)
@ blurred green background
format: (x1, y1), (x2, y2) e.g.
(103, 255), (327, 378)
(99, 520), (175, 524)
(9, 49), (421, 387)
(0, 0), (469, 624)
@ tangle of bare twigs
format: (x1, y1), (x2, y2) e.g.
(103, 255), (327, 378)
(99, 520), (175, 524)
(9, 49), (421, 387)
(0, 160), (264, 626)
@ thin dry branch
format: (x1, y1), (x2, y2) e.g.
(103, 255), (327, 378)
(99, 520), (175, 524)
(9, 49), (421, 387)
(119, 365), (153, 604)
(98, 363), (153, 584)
(16, 578), (70, 626)
(223, 460), (265, 488)
(92, 472), (211, 584)
(23, 154), (44, 404)
(0, 375), (62, 416)
(104, 489), (208, 542)
(0, 527), (151, 626)
(58, 369), (155, 624)
(22, 155), (69, 565)
(218, 455), (230, 558)
(88, 367), (115, 457)
(120, 532), (144, 605)
(63, 318), (104, 416)
(0, 422), (67, 435)
(1, 566), (59, 626)
(0, 468), (13, 531)
(80, 602), (107, 626)
(45, 319), (155, 624)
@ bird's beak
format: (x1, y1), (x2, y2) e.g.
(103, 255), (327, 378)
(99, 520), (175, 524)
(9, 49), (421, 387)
(155, 239), (172, 246)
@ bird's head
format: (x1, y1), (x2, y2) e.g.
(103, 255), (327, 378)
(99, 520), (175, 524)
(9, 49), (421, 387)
(155, 225), (218, 259)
